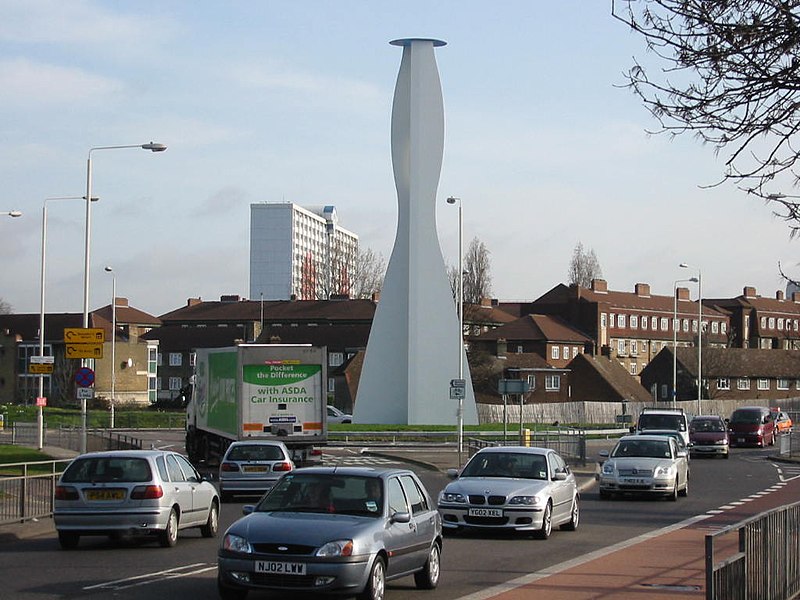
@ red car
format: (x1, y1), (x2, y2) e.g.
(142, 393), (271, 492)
(728, 406), (776, 447)
(689, 415), (729, 459)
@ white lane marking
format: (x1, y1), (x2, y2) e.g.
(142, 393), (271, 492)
(83, 563), (215, 591)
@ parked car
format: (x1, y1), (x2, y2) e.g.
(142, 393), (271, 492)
(436, 446), (579, 539)
(218, 441), (294, 502)
(689, 415), (729, 459)
(598, 434), (689, 500)
(728, 406), (776, 447)
(54, 449), (219, 549)
(327, 405), (353, 424)
(218, 467), (442, 600)
(632, 407), (690, 447)
(771, 408), (793, 435)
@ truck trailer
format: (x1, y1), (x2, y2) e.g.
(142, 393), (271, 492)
(186, 344), (328, 466)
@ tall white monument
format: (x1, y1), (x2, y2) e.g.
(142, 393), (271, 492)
(354, 38), (478, 425)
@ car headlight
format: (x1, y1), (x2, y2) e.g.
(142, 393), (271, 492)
(654, 465), (675, 478)
(223, 533), (253, 554)
(316, 539), (353, 557)
(508, 495), (540, 506)
(602, 461), (615, 475)
(715, 439), (728, 445)
(439, 492), (466, 503)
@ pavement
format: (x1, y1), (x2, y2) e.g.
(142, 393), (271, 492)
(4, 441), (799, 599)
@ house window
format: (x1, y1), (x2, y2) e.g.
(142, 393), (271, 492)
(527, 375), (536, 390)
(601, 313), (607, 328)
(563, 346), (569, 359)
(610, 313), (616, 327)
(617, 340), (626, 355)
(630, 363), (637, 375)
(545, 374), (560, 391)
(711, 321), (719, 334)
(794, 320), (798, 331)
(157, 353), (163, 366)
(692, 320), (698, 333)
(682, 319), (689, 332)
(630, 315), (638, 329)
(551, 346), (560, 360)
(189, 352), (196, 367)
(619, 315), (627, 328)
(516, 345), (523, 354)
(155, 377), (162, 390)
(328, 378), (335, 393)
(169, 353), (182, 367)
(760, 316), (767, 328)
(737, 378), (750, 390)
(757, 378), (769, 390)
(717, 378), (730, 390)
(169, 377), (182, 391)
(721, 322), (727, 334)
(769, 317), (775, 329)
(641, 341), (648, 353)
(660, 317), (668, 331)
(661, 384), (669, 400)
(641, 316), (648, 330)
(631, 340), (638, 355)
(778, 318), (785, 330)
(572, 346), (579, 356)
(778, 379), (789, 390)
(329, 352), (344, 367)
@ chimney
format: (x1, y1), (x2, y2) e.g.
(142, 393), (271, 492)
(220, 295), (240, 303)
(600, 345), (612, 359)
(635, 283), (651, 297)
(371, 291), (381, 303)
(743, 286), (757, 298)
(187, 297), (202, 307)
(480, 297), (492, 307)
(591, 279), (608, 293)
(115, 297), (129, 308)
(777, 290), (785, 301)
(794, 292), (800, 303)
(676, 287), (691, 301)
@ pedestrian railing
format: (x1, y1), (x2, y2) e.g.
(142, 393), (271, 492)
(706, 500), (800, 600)
(0, 460), (72, 525)
(466, 427), (588, 466)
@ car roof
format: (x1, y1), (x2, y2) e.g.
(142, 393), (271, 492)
(618, 434), (674, 443)
(227, 440), (287, 447)
(475, 446), (552, 455)
(71, 449), (175, 459)
(290, 466), (414, 478)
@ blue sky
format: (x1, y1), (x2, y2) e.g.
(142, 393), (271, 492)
(1, 1), (797, 317)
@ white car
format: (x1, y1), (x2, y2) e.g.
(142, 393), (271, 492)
(437, 446), (579, 539)
(327, 405), (352, 424)
(599, 434), (689, 501)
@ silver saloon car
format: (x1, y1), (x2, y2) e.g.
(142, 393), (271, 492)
(599, 434), (689, 500)
(218, 441), (294, 502)
(437, 446), (579, 539)
(54, 450), (219, 549)
(218, 467), (442, 600)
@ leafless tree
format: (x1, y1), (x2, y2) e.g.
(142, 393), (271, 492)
(463, 237), (492, 304)
(568, 242), (603, 288)
(349, 246), (386, 299)
(612, 1), (800, 236)
(0, 298), (12, 314)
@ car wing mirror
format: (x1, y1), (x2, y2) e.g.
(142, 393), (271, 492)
(676, 449), (688, 458)
(446, 468), (459, 479)
(599, 450), (609, 458)
(391, 511), (411, 524)
(243, 505), (256, 515)
(553, 472), (567, 481)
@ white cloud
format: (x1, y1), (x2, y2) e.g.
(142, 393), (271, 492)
(0, 58), (123, 107)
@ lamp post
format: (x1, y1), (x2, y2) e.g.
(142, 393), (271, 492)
(680, 263), (702, 416)
(38, 195), (98, 450)
(104, 266), (116, 429)
(81, 142), (166, 452)
(446, 196), (464, 462)
(673, 277), (698, 408)
(4, 210), (22, 217)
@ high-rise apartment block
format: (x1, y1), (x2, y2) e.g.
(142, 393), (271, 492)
(250, 203), (358, 301)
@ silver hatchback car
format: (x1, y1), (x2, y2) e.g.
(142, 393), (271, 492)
(54, 449), (219, 549)
(218, 441), (294, 502)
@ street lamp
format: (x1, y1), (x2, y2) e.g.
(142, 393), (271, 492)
(4, 210), (22, 217)
(81, 142), (166, 452)
(673, 277), (698, 408)
(38, 195), (98, 450)
(680, 263), (703, 416)
(104, 266), (116, 429)
(446, 196), (464, 462)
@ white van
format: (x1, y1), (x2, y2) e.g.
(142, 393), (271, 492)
(633, 407), (690, 447)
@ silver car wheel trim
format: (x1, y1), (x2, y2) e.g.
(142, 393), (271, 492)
(430, 545), (441, 584)
(373, 560), (385, 600)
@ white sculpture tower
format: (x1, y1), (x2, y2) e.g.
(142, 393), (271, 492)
(354, 38), (478, 425)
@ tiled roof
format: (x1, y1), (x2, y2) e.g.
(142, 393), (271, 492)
(673, 347), (800, 378)
(568, 353), (652, 403)
(141, 324), (248, 351)
(159, 298), (376, 323)
(255, 323), (371, 350)
(471, 314), (592, 343)
(0, 312), (114, 342)
(93, 301), (161, 327)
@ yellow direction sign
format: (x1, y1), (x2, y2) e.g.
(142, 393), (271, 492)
(66, 343), (104, 359)
(64, 327), (105, 343)
(28, 363), (54, 374)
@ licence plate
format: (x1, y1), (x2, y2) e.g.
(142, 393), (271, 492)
(621, 478), (646, 485)
(242, 465), (267, 473)
(85, 489), (125, 501)
(468, 507), (503, 518)
(738, 438), (746, 444)
(255, 560), (306, 575)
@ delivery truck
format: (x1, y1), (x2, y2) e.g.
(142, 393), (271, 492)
(186, 344), (328, 466)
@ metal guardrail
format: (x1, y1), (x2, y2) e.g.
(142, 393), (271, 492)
(466, 427), (589, 466)
(706, 500), (800, 600)
(0, 460), (72, 525)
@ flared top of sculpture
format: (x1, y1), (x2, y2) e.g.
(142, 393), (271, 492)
(390, 38), (446, 47)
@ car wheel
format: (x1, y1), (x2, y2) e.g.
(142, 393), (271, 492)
(414, 542), (441, 589)
(534, 501), (552, 539)
(679, 477), (689, 497)
(201, 500), (219, 538)
(58, 531), (80, 550)
(217, 574), (248, 600)
(770, 433), (776, 446)
(560, 497), (579, 531)
(159, 508), (179, 547)
(357, 556), (385, 600)
(668, 483), (678, 502)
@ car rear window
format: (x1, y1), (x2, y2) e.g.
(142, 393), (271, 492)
(61, 457), (152, 483)
(638, 414), (686, 431)
(730, 410), (762, 424)
(227, 445), (284, 461)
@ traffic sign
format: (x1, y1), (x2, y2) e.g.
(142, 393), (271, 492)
(28, 363), (54, 374)
(75, 366), (95, 387)
(76, 387), (95, 400)
(449, 386), (465, 399)
(66, 343), (103, 359)
(450, 378), (466, 388)
(30, 355), (54, 364)
(64, 327), (105, 343)
(35, 396), (47, 407)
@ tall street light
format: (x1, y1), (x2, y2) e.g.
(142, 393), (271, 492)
(104, 267), (116, 429)
(446, 196), (464, 462)
(81, 142), (166, 452)
(673, 277), (698, 408)
(38, 195), (98, 450)
(680, 263), (702, 416)
(4, 210), (22, 217)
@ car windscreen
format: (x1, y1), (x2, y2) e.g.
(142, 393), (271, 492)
(256, 473), (384, 517)
(730, 411), (761, 425)
(460, 452), (548, 480)
(638, 414), (686, 431)
(691, 419), (725, 432)
(611, 439), (671, 459)
(61, 457), (152, 483)
(226, 445), (284, 461)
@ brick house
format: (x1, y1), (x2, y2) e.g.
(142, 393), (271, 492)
(705, 287), (800, 349)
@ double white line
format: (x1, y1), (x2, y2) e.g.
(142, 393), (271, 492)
(83, 563), (216, 591)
